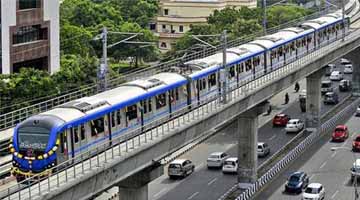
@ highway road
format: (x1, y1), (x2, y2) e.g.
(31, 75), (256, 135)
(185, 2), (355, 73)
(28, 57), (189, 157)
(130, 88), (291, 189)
(255, 110), (360, 200)
(147, 63), (353, 200)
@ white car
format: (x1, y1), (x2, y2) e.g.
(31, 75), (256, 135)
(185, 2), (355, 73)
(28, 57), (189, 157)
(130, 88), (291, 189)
(356, 105), (360, 116)
(344, 64), (353, 74)
(257, 142), (270, 157)
(285, 119), (304, 133)
(341, 58), (351, 65)
(222, 157), (238, 174)
(330, 71), (343, 81)
(207, 152), (229, 168)
(302, 183), (325, 200)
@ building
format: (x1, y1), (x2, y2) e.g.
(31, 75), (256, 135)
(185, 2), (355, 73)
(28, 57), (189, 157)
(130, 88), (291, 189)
(155, 0), (257, 51)
(0, 0), (60, 74)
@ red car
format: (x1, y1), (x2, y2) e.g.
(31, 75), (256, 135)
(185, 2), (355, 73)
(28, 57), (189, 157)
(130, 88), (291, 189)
(332, 125), (349, 142)
(353, 136), (360, 151)
(272, 114), (290, 127)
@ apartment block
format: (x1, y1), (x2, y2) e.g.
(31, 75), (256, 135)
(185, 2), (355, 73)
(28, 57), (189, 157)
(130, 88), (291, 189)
(154, 0), (257, 51)
(1, 0), (60, 74)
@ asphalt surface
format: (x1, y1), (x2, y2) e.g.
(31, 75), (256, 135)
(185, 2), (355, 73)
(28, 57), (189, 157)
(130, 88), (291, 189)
(255, 110), (360, 200)
(147, 64), (352, 200)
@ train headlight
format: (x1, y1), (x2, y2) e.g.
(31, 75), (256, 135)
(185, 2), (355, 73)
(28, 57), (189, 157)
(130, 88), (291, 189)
(37, 155), (43, 160)
(48, 150), (54, 156)
(52, 146), (58, 151)
(43, 154), (48, 159)
(10, 148), (15, 153)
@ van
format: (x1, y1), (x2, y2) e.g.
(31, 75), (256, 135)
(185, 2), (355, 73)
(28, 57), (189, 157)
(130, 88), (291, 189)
(323, 92), (339, 104)
(168, 159), (195, 179)
(321, 80), (333, 94)
(330, 71), (343, 81)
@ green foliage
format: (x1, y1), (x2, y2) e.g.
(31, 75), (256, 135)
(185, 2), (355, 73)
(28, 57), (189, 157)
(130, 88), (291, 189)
(169, 5), (312, 58)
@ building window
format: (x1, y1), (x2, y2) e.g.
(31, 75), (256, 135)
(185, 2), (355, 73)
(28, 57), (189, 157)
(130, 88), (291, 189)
(162, 24), (166, 30)
(164, 9), (169, 15)
(13, 25), (47, 45)
(150, 23), (156, 30)
(19, 0), (41, 10)
(179, 25), (184, 32)
(160, 42), (167, 48)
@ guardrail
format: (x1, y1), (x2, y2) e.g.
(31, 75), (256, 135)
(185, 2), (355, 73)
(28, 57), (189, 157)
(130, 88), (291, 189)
(0, 6), (342, 133)
(229, 97), (360, 200)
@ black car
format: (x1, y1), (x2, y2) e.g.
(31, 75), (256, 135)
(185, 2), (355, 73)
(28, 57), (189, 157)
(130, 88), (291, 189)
(285, 172), (309, 194)
(339, 79), (352, 92)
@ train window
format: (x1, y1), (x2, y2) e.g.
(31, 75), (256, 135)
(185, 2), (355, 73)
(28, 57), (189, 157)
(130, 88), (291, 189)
(74, 127), (79, 143)
(202, 79), (206, 90)
(116, 111), (121, 125)
(80, 125), (85, 140)
(148, 100), (153, 112)
(126, 105), (138, 120)
(175, 88), (179, 100)
(111, 112), (116, 127)
(60, 132), (65, 153)
(90, 117), (105, 136)
(245, 60), (252, 71)
(156, 94), (167, 109)
(230, 66), (235, 77)
(208, 74), (216, 87)
(141, 100), (148, 114)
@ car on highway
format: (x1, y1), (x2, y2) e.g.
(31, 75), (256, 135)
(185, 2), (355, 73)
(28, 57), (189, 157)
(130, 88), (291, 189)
(321, 80), (333, 95)
(351, 159), (360, 182)
(272, 114), (290, 127)
(284, 171), (309, 194)
(356, 105), (360, 117)
(331, 125), (349, 142)
(330, 71), (343, 81)
(323, 92), (339, 104)
(341, 58), (351, 65)
(285, 119), (304, 133)
(339, 79), (352, 92)
(168, 159), (195, 179)
(325, 64), (336, 76)
(302, 183), (325, 200)
(353, 136), (360, 151)
(207, 152), (229, 168)
(344, 64), (353, 74)
(222, 157), (238, 174)
(257, 142), (270, 157)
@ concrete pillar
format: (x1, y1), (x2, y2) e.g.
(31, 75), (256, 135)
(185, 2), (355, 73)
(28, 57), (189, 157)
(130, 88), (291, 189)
(117, 163), (163, 200)
(237, 102), (267, 188)
(344, 47), (360, 96)
(306, 69), (323, 129)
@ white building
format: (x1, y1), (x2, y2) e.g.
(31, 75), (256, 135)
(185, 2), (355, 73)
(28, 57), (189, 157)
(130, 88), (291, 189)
(1, 0), (60, 74)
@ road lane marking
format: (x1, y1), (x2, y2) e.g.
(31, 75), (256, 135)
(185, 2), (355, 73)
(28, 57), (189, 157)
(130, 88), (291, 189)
(153, 188), (168, 198)
(207, 177), (217, 186)
(195, 163), (204, 171)
(310, 174), (316, 180)
(320, 161), (327, 169)
(331, 152), (337, 157)
(331, 190), (339, 199)
(269, 135), (277, 141)
(187, 192), (199, 199)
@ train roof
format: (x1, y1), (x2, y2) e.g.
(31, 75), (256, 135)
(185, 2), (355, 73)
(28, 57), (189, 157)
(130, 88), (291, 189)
(301, 16), (342, 30)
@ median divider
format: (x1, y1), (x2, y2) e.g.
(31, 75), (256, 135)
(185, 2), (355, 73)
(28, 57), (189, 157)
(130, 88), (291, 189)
(218, 95), (360, 200)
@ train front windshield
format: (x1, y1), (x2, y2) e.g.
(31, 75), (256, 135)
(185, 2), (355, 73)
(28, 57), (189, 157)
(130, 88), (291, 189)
(17, 127), (50, 154)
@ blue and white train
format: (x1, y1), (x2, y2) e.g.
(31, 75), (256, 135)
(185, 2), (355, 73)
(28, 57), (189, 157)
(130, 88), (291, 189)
(10, 11), (350, 181)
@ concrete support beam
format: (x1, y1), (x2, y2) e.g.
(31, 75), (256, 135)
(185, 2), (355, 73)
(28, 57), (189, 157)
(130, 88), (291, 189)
(237, 102), (268, 188)
(306, 69), (323, 129)
(344, 47), (360, 96)
(117, 163), (163, 200)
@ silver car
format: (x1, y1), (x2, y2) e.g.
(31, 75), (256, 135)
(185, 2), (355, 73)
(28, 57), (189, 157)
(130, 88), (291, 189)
(257, 142), (270, 157)
(168, 159), (195, 179)
(207, 152), (229, 168)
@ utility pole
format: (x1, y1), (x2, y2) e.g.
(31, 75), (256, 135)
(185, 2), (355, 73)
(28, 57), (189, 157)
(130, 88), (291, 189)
(221, 30), (228, 103)
(263, 0), (267, 35)
(342, 0), (345, 41)
(98, 26), (108, 92)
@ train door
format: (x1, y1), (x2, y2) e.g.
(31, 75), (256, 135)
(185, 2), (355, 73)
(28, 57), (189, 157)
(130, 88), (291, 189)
(140, 98), (154, 128)
(56, 132), (68, 164)
(228, 65), (237, 88)
(155, 93), (169, 119)
(253, 55), (265, 79)
(191, 80), (199, 105)
(126, 104), (140, 131)
(110, 109), (126, 138)
(71, 126), (81, 159)
(169, 88), (181, 112)
(197, 79), (207, 103)
(208, 73), (218, 100)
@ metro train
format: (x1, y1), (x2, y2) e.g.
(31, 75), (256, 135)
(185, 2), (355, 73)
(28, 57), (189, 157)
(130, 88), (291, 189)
(10, 11), (350, 181)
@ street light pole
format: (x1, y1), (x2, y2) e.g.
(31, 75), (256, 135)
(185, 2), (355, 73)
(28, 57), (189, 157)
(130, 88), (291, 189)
(263, 0), (267, 35)
(331, 147), (358, 199)
(342, 0), (345, 41)
(98, 26), (108, 92)
(221, 30), (228, 103)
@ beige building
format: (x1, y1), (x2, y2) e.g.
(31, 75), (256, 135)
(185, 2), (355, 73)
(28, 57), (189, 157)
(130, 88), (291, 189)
(154, 0), (257, 51)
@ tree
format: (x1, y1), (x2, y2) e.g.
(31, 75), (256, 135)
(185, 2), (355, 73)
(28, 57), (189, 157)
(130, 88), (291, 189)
(231, 19), (263, 38)
(60, 22), (95, 56)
